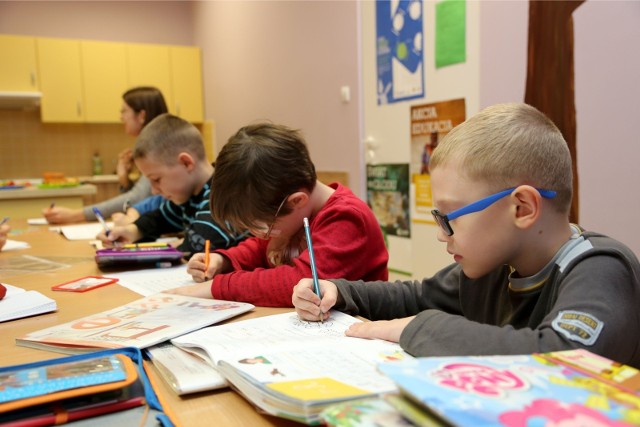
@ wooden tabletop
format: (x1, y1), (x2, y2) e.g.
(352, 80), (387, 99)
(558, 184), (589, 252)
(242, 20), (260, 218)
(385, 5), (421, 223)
(0, 220), (301, 427)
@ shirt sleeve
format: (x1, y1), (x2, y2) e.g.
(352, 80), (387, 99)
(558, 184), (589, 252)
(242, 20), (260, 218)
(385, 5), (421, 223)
(210, 205), (389, 307)
(398, 255), (640, 366)
(84, 176), (152, 220)
(134, 199), (184, 242)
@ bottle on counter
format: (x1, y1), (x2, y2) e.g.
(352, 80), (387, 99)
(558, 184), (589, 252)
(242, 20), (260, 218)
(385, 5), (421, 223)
(92, 152), (103, 176)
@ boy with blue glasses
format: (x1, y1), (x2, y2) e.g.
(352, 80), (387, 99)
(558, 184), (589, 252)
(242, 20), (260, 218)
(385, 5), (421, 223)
(292, 103), (640, 368)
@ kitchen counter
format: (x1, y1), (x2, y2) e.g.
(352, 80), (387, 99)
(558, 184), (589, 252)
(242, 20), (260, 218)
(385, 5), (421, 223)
(0, 184), (96, 217)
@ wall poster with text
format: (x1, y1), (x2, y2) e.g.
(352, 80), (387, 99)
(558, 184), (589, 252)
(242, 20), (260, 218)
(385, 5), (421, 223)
(367, 163), (410, 238)
(411, 98), (466, 223)
(376, 0), (424, 105)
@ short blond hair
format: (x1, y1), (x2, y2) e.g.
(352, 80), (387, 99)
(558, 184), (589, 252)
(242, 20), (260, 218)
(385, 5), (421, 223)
(133, 114), (205, 164)
(430, 103), (572, 214)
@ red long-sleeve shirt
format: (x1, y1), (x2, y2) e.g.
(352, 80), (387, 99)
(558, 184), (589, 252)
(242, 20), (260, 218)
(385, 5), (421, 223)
(210, 183), (388, 307)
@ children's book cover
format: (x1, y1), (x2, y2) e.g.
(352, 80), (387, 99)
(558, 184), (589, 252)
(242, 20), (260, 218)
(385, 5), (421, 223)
(16, 293), (254, 354)
(378, 351), (640, 426)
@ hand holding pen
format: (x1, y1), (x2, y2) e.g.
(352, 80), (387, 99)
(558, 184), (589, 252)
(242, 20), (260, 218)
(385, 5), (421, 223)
(302, 217), (325, 322)
(92, 207), (111, 236)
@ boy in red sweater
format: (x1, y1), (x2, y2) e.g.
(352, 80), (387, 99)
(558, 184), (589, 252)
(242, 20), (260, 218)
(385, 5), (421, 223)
(167, 123), (388, 306)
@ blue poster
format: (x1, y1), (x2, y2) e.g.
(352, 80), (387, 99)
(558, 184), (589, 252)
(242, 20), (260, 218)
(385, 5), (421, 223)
(376, 0), (425, 105)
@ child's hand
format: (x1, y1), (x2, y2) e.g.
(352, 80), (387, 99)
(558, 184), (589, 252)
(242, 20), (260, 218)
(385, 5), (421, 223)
(345, 317), (415, 343)
(292, 278), (337, 322)
(0, 223), (9, 251)
(164, 282), (213, 299)
(96, 224), (138, 247)
(111, 209), (140, 226)
(42, 206), (84, 224)
(186, 252), (227, 282)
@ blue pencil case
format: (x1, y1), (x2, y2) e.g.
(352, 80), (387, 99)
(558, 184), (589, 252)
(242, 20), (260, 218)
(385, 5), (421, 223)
(0, 347), (177, 426)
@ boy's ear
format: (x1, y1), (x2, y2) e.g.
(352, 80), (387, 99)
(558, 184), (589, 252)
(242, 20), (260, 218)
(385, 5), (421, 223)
(177, 152), (196, 170)
(511, 185), (542, 229)
(287, 191), (309, 209)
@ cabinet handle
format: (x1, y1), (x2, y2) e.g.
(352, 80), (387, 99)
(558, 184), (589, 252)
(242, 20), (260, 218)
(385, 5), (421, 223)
(30, 71), (36, 87)
(176, 103), (181, 116)
(77, 101), (82, 117)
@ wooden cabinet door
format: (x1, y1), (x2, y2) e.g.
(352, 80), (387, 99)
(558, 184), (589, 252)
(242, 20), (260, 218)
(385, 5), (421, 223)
(170, 46), (204, 123)
(37, 37), (84, 122)
(0, 35), (39, 91)
(127, 43), (173, 111)
(81, 40), (128, 123)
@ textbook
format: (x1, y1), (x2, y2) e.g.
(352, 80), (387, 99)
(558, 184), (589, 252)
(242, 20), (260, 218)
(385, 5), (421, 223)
(0, 347), (177, 426)
(377, 349), (640, 427)
(171, 311), (411, 425)
(16, 293), (254, 354)
(0, 283), (57, 323)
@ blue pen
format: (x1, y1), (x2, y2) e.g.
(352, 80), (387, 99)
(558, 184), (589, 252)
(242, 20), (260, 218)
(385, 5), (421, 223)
(0, 217), (9, 226)
(303, 217), (323, 322)
(92, 207), (110, 236)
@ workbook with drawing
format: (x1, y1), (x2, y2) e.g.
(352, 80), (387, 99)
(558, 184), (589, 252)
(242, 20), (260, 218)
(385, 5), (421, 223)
(16, 293), (254, 355)
(171, 311), (411, 425)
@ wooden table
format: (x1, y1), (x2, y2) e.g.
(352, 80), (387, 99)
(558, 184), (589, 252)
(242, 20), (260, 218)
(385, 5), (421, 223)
(0, 220), (301, 427)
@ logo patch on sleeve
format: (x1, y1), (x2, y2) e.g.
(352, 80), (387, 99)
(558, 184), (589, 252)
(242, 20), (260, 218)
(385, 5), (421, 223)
(551, 310), (603, 346)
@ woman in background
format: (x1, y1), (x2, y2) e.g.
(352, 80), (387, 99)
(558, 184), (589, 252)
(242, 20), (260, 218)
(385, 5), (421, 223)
(44, 87), (168, 224)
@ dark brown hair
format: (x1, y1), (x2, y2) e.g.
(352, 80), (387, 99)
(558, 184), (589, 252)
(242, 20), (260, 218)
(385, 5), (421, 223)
(122, 86), (169, 126)
(211, 123), (317, 231)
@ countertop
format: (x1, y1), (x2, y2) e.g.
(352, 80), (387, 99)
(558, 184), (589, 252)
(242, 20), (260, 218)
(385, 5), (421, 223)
(0, 184), (96, 200)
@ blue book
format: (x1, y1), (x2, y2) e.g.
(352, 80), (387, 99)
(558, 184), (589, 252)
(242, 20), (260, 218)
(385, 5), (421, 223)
(378, 349), (640, 426)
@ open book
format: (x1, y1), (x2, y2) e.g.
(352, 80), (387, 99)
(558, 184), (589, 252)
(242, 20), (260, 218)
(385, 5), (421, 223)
(171, 311), (411, 425)
(146, 342), (227, 395)
(377, 349), (640, 427)
(16, 293), (254, 354)
(0, 283), (57, 323)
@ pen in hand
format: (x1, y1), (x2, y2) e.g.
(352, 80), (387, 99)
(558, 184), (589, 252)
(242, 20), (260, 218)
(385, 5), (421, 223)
(92, 207), (110, 236)
(303, 217), (323, 323)
(0, 217), (9, 226)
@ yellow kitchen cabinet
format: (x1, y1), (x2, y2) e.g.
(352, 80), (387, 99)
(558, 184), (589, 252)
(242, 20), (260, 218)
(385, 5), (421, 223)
(127, 43), (173, 111)
(81, 40), (128, 122)
(0, 35), (39, 91)
(170, 46), (204, 123)
(37, 37), (84, 122)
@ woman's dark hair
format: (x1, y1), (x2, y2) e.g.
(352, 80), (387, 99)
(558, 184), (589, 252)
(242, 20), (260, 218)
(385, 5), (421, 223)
(122, 86), (169, 126)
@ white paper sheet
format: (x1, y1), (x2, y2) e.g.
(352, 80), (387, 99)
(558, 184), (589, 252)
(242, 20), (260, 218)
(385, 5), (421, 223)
(108, 264), (196, 296)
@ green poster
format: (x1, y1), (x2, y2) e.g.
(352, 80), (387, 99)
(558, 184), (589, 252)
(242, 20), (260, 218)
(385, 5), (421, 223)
(435, 0), (466, 68)
(367, 164), (410, 238)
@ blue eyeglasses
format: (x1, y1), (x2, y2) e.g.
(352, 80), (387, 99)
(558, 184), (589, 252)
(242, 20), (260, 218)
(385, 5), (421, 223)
(431, 187), (557, 236)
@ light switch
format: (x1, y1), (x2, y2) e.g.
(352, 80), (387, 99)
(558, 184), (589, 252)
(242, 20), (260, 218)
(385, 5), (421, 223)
(340, 86), (351, 103)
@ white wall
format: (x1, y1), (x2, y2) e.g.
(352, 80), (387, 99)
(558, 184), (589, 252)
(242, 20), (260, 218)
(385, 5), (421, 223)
(574, 1), (640, 256)
(192, 1), (363, 197)
(0, 1), (194, 44)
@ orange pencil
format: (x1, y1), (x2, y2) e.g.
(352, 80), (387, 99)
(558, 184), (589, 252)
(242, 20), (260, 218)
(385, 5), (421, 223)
(204, 240), (211, 278)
